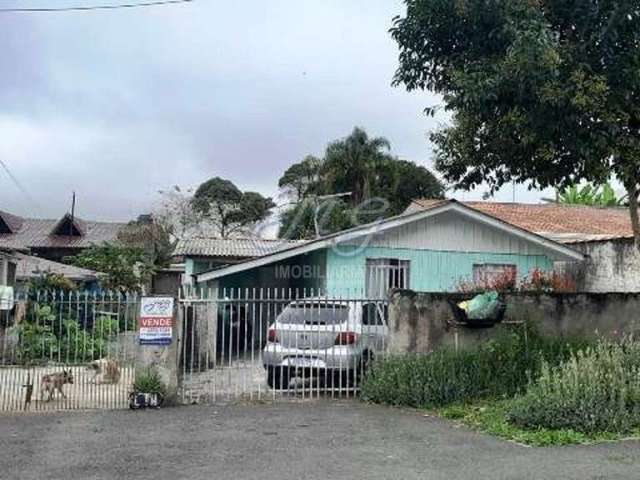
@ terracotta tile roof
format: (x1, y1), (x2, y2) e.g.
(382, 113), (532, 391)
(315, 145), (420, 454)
(174, 237), (307, 258)
(0, 211), (126, 251)
(410, 199), (633, 243)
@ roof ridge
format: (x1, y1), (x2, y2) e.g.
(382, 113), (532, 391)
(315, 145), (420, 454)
(182, 236), (304, 242)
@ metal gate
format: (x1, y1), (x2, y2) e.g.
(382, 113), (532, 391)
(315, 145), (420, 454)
(178, 288), (389, 403)
(0, 290), (138, 413)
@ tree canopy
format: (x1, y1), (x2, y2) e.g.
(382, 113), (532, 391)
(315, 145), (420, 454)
(192, 177), (275, 238)
(67, 243), (153, 292)
(277, 127), (445, 239)
(117, 215), (174, 269)
(392, 0), (640, 247)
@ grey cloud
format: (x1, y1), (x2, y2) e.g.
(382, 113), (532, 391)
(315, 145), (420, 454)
(0, 0), (544, 223)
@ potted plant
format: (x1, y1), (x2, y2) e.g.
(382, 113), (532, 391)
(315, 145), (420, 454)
(129, 367), (166, 409)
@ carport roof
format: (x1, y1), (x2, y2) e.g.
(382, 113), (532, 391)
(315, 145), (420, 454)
(195, 200), (585, 283)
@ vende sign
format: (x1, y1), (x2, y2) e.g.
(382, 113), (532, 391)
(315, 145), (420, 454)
(139, 297), (174, 346)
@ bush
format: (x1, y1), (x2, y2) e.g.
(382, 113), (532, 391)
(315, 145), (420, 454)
(508, 340), (640, 434)
(361, 324), (590, 408)
(17, 323), (59, 363)
(133, 368), (166, 395)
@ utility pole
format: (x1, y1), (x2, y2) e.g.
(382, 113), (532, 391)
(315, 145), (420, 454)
(70, 191), (76, 235)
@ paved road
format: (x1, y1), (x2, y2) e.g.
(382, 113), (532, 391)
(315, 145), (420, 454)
(1, 400), (639, 480)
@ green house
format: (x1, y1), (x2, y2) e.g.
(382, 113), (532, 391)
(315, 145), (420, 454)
(193, 200), (584, 298)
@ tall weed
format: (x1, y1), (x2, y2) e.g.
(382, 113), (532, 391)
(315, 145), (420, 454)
(508, 339), (640, 433)
(361, 323), (590, 408)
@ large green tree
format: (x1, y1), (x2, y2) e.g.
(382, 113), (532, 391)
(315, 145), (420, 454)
(117, 215), (174, 269)
(192, 177), (275, 238)
(277, 127), (445, 239)
(323, 127), (391, 206)
(392, 1), (640, 248)
(278, 155), (323, 201)
(67, 244), (153, 292)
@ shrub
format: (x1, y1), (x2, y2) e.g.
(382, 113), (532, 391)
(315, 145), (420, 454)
(520, 268), (577, 293)
(361, 324), (590, 408)
(16, 323), (59, 363)
(133, 368), (166, 395)
(507, 340), (640, 434)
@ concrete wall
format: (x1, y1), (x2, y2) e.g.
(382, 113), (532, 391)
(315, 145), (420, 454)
(388, 290), (640, 354)
(555, 239), (640, 292)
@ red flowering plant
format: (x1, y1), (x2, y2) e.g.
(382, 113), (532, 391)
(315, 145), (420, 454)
(457, 268), (576, 294)
(456, 268), (518, 294)
(520, 268), (577, 293)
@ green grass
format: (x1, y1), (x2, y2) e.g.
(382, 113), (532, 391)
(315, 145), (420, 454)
(435, 400), (640, 447)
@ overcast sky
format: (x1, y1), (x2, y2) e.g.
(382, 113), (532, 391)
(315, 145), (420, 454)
(0, 0), (550, 222)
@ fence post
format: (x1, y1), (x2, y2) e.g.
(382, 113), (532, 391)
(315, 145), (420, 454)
(135, 296), (180, 406)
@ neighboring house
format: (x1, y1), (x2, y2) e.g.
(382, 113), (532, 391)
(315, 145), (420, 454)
(0, 248), (17, 287)
(174, 237), (305, 285)
(0, 248), (17, 313)
(192, 200), (584, 298)
(409, 200), (638, 293)
(151, 263), (185, 296)
(13, 253), (100, 290)
(0, 210), (126, 262)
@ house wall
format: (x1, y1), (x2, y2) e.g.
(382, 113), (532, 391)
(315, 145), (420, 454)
(201, 250), (327, 295)
(388, 290), (640, 354)
(555, 238), (640, 292)
(29, 247), (82, 263)
(0, 256), (7, 285)
(0, 254), (17, 287)
(325, 246), (553, 296)
(193, 210), (575, 297)
(185, 257), (247, 281)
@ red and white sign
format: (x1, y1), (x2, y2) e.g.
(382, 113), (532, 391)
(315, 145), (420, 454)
(139, 297), (174, 346)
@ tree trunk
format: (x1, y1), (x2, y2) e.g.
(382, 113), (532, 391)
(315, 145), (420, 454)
(625, 182), (640, 252)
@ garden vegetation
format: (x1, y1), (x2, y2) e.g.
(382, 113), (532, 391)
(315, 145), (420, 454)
(361, 325), (640, 443)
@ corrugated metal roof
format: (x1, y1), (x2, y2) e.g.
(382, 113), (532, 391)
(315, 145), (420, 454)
(174, 237), (306, 258)
(410, 199), (634, 243)
(0, 212), (126, 250)
(15, 253), (98, 281)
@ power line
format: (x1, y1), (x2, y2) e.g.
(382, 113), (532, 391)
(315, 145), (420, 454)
(0, 159), (42, 212)
(0, 0), (194, 13)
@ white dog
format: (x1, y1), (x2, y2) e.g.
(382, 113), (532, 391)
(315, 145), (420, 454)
(87, 358), (121, 385)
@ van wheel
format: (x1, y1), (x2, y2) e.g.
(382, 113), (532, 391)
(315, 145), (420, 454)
(267, 367), (290, 390)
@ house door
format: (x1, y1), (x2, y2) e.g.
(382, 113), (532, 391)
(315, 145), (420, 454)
(365, 258), (410, 298)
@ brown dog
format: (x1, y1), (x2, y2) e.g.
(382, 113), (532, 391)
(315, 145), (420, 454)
(88, 358), (121, 385)
(40, 370), (74, 402)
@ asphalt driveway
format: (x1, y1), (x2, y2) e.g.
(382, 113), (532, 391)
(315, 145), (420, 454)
(1, 400), (638, 480)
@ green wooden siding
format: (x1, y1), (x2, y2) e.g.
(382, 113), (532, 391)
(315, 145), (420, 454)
(325, 245), (553, 296)
(194, 246), (555, 297)
(203, 250), (327, 293)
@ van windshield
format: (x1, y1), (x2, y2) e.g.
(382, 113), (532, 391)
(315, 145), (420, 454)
(278, 304), (349, 326)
